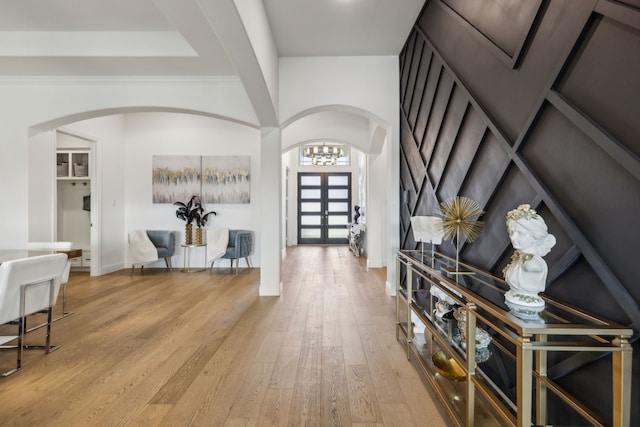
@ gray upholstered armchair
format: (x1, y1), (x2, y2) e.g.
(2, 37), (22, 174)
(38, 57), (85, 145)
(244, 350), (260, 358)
(221, 229), (253, 274)
(146, 230), (176, 271)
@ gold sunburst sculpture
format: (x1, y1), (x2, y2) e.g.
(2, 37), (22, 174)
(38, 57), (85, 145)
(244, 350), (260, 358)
(439, 196), (485, 273)
(439, 196), (485, 242)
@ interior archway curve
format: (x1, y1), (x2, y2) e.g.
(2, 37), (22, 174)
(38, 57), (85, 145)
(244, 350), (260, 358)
(29, 106), (259, 134)
(280, 105), (389, 155)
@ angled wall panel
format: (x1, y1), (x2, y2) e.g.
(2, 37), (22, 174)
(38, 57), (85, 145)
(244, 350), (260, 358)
(399, 0), (640, 424)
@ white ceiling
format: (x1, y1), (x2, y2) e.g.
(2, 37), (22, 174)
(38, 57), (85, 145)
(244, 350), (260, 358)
(263, 0), (425, 57)
(0, 0), (424, 77)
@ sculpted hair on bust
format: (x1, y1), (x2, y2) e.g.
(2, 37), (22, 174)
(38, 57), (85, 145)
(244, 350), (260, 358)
(506, 204), (556, 257)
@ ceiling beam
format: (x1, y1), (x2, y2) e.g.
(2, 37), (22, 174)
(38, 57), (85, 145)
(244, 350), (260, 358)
(196, 0), (279, 127)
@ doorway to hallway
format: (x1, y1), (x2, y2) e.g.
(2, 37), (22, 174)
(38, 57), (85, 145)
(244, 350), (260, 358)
(297, 172), (351, 244)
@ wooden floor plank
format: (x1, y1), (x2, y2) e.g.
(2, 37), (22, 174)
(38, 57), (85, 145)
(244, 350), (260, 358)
(345, 364), (382, 423)
(340, 309), (367, 366)
(255, 330), (287, 363)
(228, 362), (275, 418)
(223, 417), (257, 427)
(357, 323), (406, 404)
(320, 346), (352, 426)
(287, 381), (321, 427)
(126, 403), (173, 427)
(268, 345), (301, 389)
(379, 402), (420, 427)
(0, 246), (449, 426)
(256, 387), (294, 427)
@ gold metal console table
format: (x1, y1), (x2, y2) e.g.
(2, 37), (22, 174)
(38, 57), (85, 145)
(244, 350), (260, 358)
(396, 250), (632, 427)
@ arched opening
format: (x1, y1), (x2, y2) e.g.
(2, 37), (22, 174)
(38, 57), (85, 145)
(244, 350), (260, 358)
(279, 106), (390, 268)
(28, 108), (261, 276)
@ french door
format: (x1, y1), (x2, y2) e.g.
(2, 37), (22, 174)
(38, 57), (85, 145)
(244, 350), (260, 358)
(298, 172), (351, 244)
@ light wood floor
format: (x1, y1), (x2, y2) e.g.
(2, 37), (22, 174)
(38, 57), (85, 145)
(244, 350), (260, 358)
(0, 245), (448, 427)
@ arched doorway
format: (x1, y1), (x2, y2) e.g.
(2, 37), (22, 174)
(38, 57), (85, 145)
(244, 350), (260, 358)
(279, 106), (389, 267)
(29, 109), (260, 276)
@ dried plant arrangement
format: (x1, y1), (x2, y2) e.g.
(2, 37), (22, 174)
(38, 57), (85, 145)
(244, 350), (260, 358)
(439, 196), (485, 273)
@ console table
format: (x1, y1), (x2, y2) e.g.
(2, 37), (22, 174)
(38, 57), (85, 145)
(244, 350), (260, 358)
(396, 249), (632, 426)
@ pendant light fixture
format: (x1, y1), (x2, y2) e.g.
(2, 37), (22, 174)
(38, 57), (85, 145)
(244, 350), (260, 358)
(302, 143), (345, 166)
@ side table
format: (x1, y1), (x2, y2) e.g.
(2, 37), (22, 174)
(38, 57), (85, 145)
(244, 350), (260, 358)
(181, 243), (207, 272)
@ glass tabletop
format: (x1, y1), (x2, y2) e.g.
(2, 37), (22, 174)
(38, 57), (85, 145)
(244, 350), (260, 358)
(397, 249), (631, 337)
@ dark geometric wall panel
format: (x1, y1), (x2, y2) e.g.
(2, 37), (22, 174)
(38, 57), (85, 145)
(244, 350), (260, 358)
(399, 0), (640, 423)
(407, 46), (431, 130)
(400, 31), (418, 110)
(436, 108), (485, 200)
(400, 117), (424, 192)
(420, 72), (454, 163)
(428, 86), (467, 188)
(521, 104), (640, 304)
(417, 0), (598, 142)
(458, 132), (507, 208)
(618, 0), (640, 8)
(546, 256), (631, 326)
(413, 56), (442, 145)
(556, 14), (640, 159)
(440, 0), (543, 65)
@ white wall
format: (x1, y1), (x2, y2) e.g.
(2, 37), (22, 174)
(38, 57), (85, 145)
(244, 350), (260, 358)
(3, 77), (256, 253)
(279, 56), (398, 126)
(279, 56), (400, 292)
(28, 130), (57, 243)
(123, 112), (262, 269)
(367, 143), (388, 268)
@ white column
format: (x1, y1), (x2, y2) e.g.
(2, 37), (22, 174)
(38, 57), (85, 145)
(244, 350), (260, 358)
(386, 126), (400, 296)
(28, 130), (56, 242)
(259, 127), (282, 296)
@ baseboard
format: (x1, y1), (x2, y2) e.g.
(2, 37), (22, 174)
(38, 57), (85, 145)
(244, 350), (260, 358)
(385, 280), (396, 296)
(259, 280), (282, 296)
(367, 257), (384, 268)
(101, 262), (125, 275)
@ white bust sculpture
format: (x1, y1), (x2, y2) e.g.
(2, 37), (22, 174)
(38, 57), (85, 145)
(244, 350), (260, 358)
(503, 204), (556, 307)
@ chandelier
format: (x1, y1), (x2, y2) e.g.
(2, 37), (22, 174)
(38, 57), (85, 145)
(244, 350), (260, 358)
(302, 144), (345, 166)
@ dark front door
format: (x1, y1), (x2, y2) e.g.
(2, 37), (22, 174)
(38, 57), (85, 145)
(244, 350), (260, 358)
(298, 172), (351, 244)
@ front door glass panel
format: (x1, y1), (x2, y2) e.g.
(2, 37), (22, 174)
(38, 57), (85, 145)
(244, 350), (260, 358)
(298, 172), (351, 244)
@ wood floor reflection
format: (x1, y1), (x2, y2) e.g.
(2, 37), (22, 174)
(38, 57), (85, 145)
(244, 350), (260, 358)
(0, 245), (448, 426)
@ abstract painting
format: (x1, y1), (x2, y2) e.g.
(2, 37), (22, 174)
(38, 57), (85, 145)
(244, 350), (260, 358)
(152, 155), (251, 204)
(152, 155), (202, 204)
(202, 155), (251, 204)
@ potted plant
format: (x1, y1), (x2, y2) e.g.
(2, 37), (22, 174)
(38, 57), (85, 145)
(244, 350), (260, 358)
(193, 201), (216, 245)
(174, 196), (216, 245)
